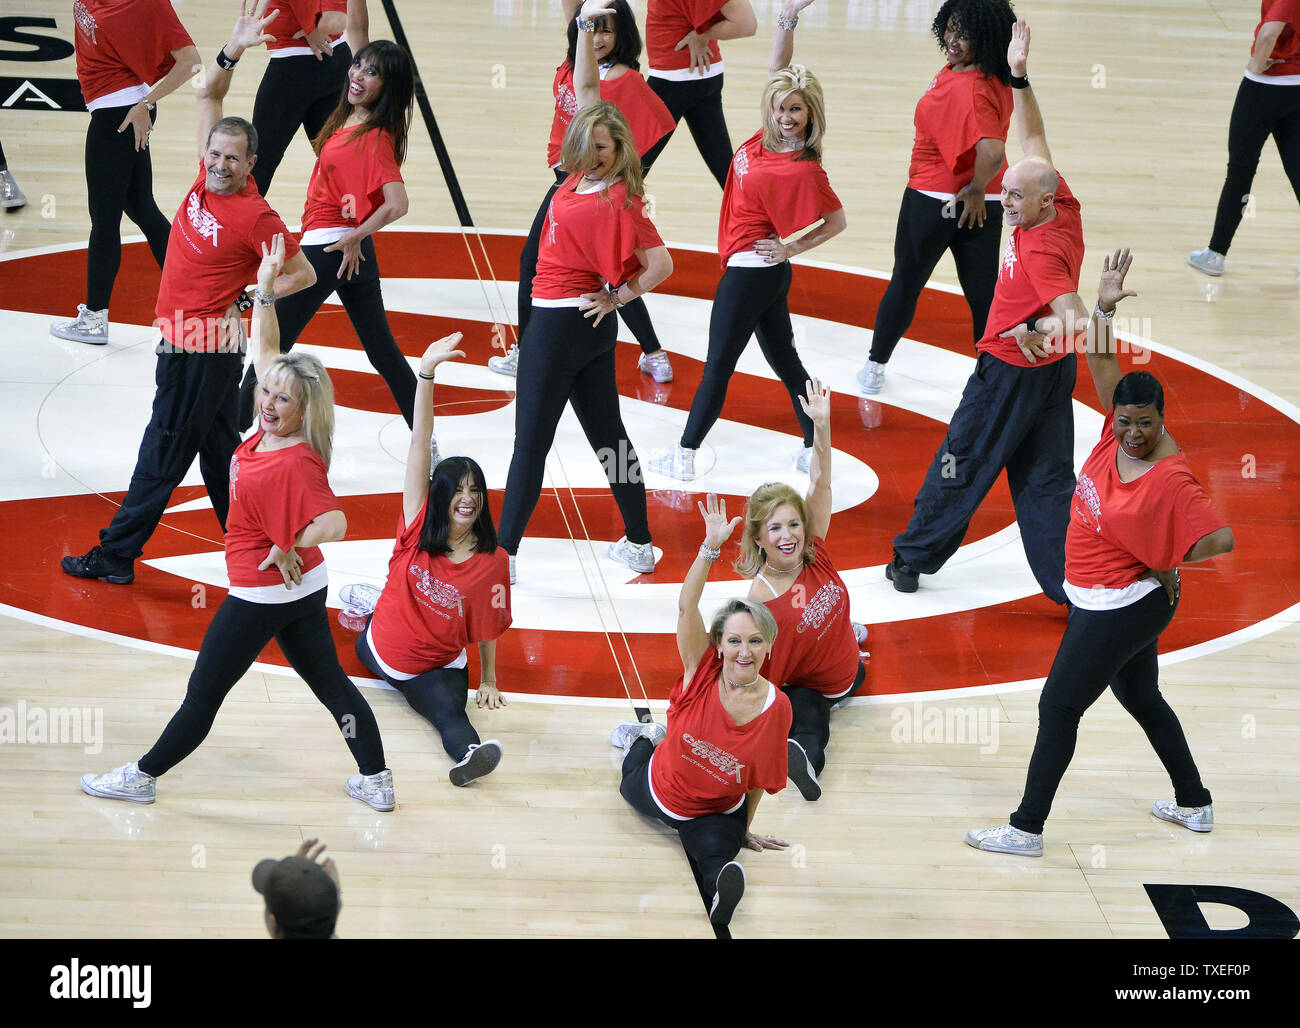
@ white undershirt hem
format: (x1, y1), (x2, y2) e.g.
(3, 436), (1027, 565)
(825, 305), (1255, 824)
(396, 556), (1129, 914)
(1063, 577), (1161, 612)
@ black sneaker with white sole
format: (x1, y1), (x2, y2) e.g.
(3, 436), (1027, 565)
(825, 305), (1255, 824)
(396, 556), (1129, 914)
(449, 740), (503, 787)
(786, 738), (822, 801)
(709, 861), (746, 927)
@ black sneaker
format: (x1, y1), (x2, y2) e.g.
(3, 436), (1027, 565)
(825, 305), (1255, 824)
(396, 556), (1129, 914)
(885, 553), (918, 593)
(786, 738), (822, 801)
(709, 861), (746, 927)
(61, 546), (134, 584)
(449, 740), (503, 787)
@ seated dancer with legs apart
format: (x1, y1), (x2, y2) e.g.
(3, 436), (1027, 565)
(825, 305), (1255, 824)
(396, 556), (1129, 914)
(340, 333), (513, 788)
(651, 1), (845, 482)
(81, 234), (397, 812)
(490, 0), (676, 384)
(497, 3), (673, 584)
(612, 494), (792, 929)
(968, 250), (1234, 856)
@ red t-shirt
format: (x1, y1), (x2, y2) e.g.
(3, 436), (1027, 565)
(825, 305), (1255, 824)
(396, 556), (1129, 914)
(976, 176), (1084, 367)
(717, 130), (842, 268)
(368, 501), (513, 675)
(1066, 412), (1228, 590)
(265, 0), (321, 49)
(533, 179), (664, 298)
(1257, 1), (1300, 75)
(646, 0), (725, 73)
(908, 66), (1013, 195)
(224, 435), (340, 590)
(546, 64), (675, 167)
(154, 163), (301, 353)
(73, 0), (194, 106)
(650, 649), (792, 819)
(300, 127), (403, 233)
(758, 537), (860, 697)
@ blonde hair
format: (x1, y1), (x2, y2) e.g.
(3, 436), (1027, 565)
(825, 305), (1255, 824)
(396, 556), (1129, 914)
(760, 64), (826, 161)
(734, 482), (816, 578)
(263, 352), (335, 469)
(559, 102), (646, 200)
(708, 598), (779, 649)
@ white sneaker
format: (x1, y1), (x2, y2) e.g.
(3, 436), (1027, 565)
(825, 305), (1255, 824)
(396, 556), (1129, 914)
(81, 762), (156, 804)
(488, 343), (519, 376)
(1187, 248), (1225, 277)
(340, 583), (382, 614)
(793, 446), (813, 473)
(852, 621), (869, 647)
(610, 720), (666, 752)
(449, 740), (503, 787)
(608, 536), (656, 574)
(0, 170), (26, 210)
(647, 443), (696, 481)
(857, 360), (886, 394)
(638, 349), (674, 383)
(508, 553), (517, 585)
(709, 861), (746, 926)
(51, 304), (109, 345)
(346, 768), (395, 812)
(965, 823), (1043, 857)
(1151, 800), (1213, 833)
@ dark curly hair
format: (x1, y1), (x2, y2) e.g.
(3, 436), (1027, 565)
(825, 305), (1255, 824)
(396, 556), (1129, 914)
(931, 0), (1016, 84)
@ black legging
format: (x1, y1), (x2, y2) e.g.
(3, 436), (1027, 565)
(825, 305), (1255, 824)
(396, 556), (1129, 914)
(250, 44), (352, 199)
(643, 74), (732, 189)
(680, 261), (814, 449)
(782, 660), (866, 776)
(619, 736), (748, 914)
(497, 305), (651, 553)
(238, 238), (416, 429)
(355, 624), (479, 761)
(870, 188), (1003, 364)
(137, 589), (387, 778)
(1208, 77), (1300, 255)
(84, 104), (170, 310)
(1009, 589), (1212, 835)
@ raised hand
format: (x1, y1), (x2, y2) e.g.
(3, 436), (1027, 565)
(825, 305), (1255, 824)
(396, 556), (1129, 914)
(257, 233), (285, 292)
(229, 0), (278, 57)
(1007, 18), (1029, 78)
(579, 0), (617, 17)
(418, 333), (466, 378)
(698, 492), (742, 549)
(797, 377), (830, 430)
(1098, 248), (1137, 313)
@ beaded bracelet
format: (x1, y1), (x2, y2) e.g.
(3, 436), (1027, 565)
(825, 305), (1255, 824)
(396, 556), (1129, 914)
(777, 13), (799, 30)
(699, 543), (721, 563)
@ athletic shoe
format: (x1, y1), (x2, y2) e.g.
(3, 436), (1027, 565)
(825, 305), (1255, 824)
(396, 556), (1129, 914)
(786, 738), (822, 801)
(885, 553), (918, 593)
(0, 170), (27, 210)
(81, 762), (156, 804)
(62, 545), (134, 585)
(339, 583), (382, 614)
(449, 740), (503, 787)
(610, 720), (666, 752)
(638, 349), (674, 383)
(1187, 248), (1225, 277)
(647, 443), (696, 482)
(430, 433), (441, 470)
(965, 823), (1043, 857)
(608, 537), (656, 574)
(709, 861), (746, 926)
(858, 360), (886, 394)
(488, 343), (519, 376)
(346, 768), (395, 812)
(1151, 800), (1213, 833)
(793, 446), (813, 473)
(508, 553), (517, 585)
(51, 304), (109, 345)
(852, 621), (869, 647)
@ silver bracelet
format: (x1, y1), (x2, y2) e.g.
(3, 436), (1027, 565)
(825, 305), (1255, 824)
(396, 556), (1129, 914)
(576, 16), (596, 32)
(777, 12), (799, 30)
(698, 543), (721, 563)
(1094, 301), (1116, 321)
(254, 289), (275, 307)
(607, 284), (625, 309)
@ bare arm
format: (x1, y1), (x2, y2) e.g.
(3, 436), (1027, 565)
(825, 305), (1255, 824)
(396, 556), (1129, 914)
(1247, 21), (1287, 74)
(574, 1), (605, 110)
(248, 234), (286, 383)
(347, 0), (370, 52)
(195, 1), (277, 158)
(1085, 248), (1138, 411)
(404, 334), (466, 525)
(581, 245), (673, 327)
(800, 379), (832, 539)
(769, 0), (815, 73)
(273, 249), (316, 299)
(953, 137), (1006, 230)
(119, 45), (203, 151)
(998, 288), (1088, 366)
(1184, 527), (1234, 562)
(323, 180), (410, 280)
(297, 509), (347, 548)
(678, 494), (742, 673)
(562, 0), (582, 21)
(706, 0), (758, 40)
(1006, 20), (1050, 163)
(475, 638), (507, 708)
(753, 207), (846, 264)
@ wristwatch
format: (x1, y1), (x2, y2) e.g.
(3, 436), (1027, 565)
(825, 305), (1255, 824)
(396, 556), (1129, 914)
(235, 290), (254, 314)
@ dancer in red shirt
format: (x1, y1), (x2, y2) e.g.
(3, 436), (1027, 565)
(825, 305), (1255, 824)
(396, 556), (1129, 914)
(968, 251), (1235, 857)
(612, 495), (791, 928)
(650, 1), (845, 481)
(82, 233), (397, 812)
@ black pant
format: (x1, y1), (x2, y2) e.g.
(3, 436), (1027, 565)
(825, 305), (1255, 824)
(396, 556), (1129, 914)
(250, 45), (352, 199)
(240, 239), (416, 429)
(1209, 77), (1300, 255)
(84, 105), (170, 310)
(355, 625), (479, 761)
(643, 74), (733, 189)
(1010, 590), (1211, 834)
(619, 737), (748, 914)
(99, 347), (242, 563)
(870, 189), (1003, 364)
(894, 353), (1076, 603)
(783, 660), (866, 776)
(516, 170), (663, 356)
(138, 589), (387, 778)
(497, 305), (651, 553)
(680, 261), (814, 449)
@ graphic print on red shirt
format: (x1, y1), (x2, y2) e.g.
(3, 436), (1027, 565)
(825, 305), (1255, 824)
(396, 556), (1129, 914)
(646, 0), (726, 74)
(907, 66), (1013, 195)
(73, 0), (194, 107)
(546, 64), (675, 167)
(1258, 1), (1300, 75)
(300, 127), (403, 233)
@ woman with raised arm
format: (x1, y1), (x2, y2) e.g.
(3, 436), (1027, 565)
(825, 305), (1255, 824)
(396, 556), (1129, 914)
(338, 334), (513, 788)
(497, 1), (674, 583)
(81, 234), (397, 813)
(650, 0), (845, 481)
(490, 0), (677, 384)
(611, 493), (792, 928)
(967, 251), (1235, 857)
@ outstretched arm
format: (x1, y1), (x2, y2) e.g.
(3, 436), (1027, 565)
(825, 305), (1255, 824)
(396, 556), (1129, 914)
(346, 0), (370, 52)
(770, 0), (816, 73)
(799, 378), (832, 539)
(1007, 19), (1050, 163)
(574, 1), (612, 110)
(196, 0), (277, 159)
(248, 234), (285, 384)
(678, 494), (742, 673)
(404, 334), (466, 526)
(1086, 248), (1138, 412)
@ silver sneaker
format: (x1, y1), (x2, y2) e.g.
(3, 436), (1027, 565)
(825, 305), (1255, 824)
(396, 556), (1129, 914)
(488, 343), (519, 376)
(51, 304), (109, 345)
(638, 349), (674, 383)
(965, 823), (1043, 857)
(508, 553), (517, 585)
(0, 170), (26, 210)
(1152, 800), (1213, 833)
(852, 621), (869, 647)
(647, 443), (696, 481)
(430, 433), (441, 469)
(81, 762), (156, 804)
(449, 740), (503, 787)
(1187, 248), (1225, 277)
(346, 768), (395, 812)
(340, 583), (382, 614)
(608, 536), (656, 574)
(610, 720), (666, 752)
(857, 360), (886, 394)
(793, 446), (813, 473)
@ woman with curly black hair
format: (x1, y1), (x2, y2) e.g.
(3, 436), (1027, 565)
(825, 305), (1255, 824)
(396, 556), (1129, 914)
(857, 0), (1016, 395)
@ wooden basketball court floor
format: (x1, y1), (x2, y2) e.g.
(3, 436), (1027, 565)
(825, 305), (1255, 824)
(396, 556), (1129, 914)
(0, 1), (1298, 939)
